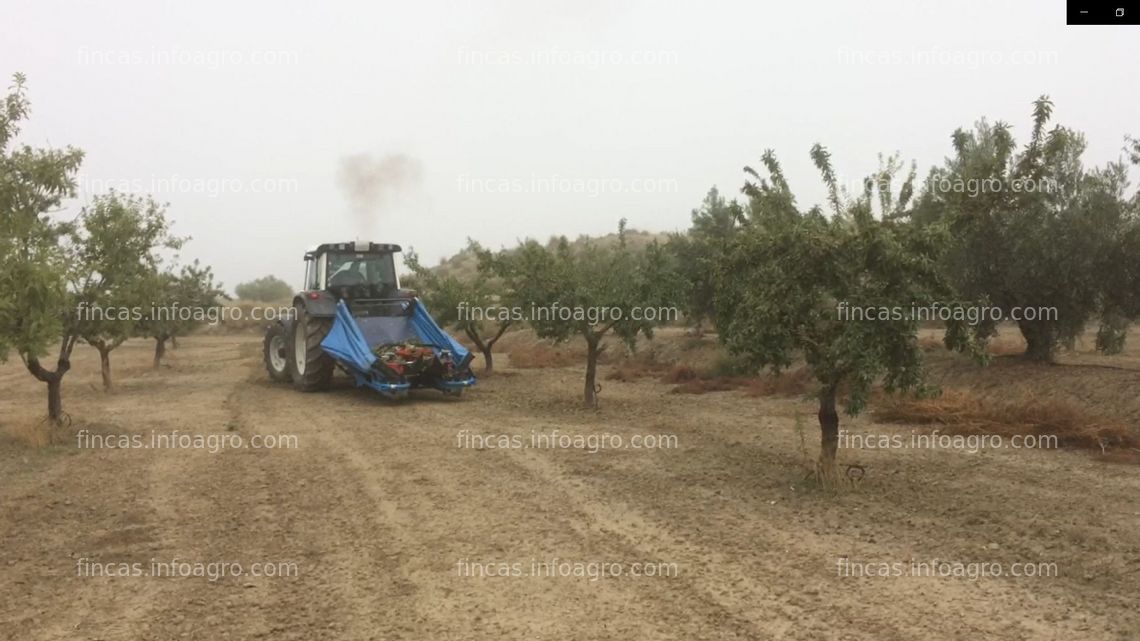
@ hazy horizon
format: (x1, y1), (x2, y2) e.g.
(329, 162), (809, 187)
(5, 0), (1137, 292)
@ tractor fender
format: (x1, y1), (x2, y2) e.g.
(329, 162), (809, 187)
(293, 291), (338, 318)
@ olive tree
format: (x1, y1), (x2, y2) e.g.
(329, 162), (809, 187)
(666, 187), (744, 333)
(715, 147), (983, 475)
(912, 97), (1139, 361)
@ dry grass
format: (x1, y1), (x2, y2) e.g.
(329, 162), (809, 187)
(4, 419), (56, 448)
(506, 343), (592, 369)
(645, 362), (817, 397)
(745, 368), (814, 397)
(917, 332), (1027, 357)
(661, 364), (699, 383)
(918, 334), (944, 352)
(669, 377), (747, 394)
(874, 389), (1139, 455)
(667, 365), (815, 396)
(606, 361), (669, 382)
(986, 337), (1027, 357)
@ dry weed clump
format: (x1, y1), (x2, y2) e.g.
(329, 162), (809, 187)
(744, 368), (814, 397)
(5, 420), (57, 448)
(874, 389), (1139, 455)
(661, 364), (699, 383)
(918, 335), (945, 352)
(986, 338), (1027, 357)
(669, 377), (745, 394)
(506, 343), (587, 369)
(659, 364), (814, 396)
(605, 361), (668, 382)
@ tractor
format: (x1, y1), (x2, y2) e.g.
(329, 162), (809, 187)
(263, 241), (475, 398)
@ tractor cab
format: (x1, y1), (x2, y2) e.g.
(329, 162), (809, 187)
(302, 241), (412, 317)
(304, 241), (402, 298)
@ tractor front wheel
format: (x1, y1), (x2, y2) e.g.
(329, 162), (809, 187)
(287, 303), (334, 392)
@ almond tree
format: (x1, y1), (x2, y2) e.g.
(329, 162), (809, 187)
(74, 192), (182, 390)
(0, 73), (84, 423)
(404, 240), (513, 373)
(136, 261), (226, 368)
(715, 147), (983, 476)
(484, 220), (681, 407)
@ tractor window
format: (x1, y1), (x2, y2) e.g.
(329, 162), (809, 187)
(326, 252), (397, 290)
(304, 257), (320, 290)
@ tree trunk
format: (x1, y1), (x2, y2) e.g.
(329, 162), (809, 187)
(1019, 322), (1055, 362)
(98, 346), (112, 391)
(154, 336), (166, 368)
(24, 346), (74, 425)
(817, 382), (840, 475)
(47, 378), (62, 422)
(465, 327), (490, 374)
(466, 321), (512, 375)
(583, 338), (600, 408)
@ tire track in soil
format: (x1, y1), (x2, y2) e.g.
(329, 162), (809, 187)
(504, 443), (806, 640)
(493, 376), (1124, 641)
(248, 393), (422, 640)
(306, 397), (713, 640)
(642, 398), (1139, 640)
(111, 343), (277, 639)
(13, 453), (166, 641)
(199, 353), (416, 640)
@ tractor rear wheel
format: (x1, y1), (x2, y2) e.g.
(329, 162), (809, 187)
(287, 303), (334, 392)
(263, 323), (292, 383)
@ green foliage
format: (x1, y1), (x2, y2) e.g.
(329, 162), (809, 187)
(912, 97), (1140, 360)
(72, 193), (182, 352)
(716, 146), (984, 423)
(666, 187), (743, 327)
(404, 240), (511, 372)
(0, 73), (85, 364)
(483, 220), (682, 405)
(234, 275), (293, 302)
(710, 351), (756, 378)
(136, 260), (227, 344)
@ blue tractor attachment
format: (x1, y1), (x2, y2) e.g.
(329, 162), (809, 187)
(320, 299), (475, 398)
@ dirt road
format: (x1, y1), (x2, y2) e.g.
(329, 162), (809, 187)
(2, 336), (1138, 640)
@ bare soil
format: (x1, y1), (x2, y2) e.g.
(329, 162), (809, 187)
(2, 335), (1138, 640)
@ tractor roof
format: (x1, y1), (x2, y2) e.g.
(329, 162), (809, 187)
(304, 241), (402, 258)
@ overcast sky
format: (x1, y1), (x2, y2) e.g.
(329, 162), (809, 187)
(5, 0), (1137, 291)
